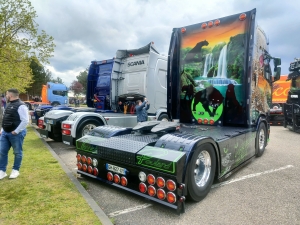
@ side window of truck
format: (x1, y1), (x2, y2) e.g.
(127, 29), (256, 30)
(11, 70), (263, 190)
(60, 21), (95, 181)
(53, 90), (67, 96)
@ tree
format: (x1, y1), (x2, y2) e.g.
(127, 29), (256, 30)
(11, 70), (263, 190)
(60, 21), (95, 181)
(0, 0), (55, 93)
(76, 67), (88, 92)
(70, 80), (83, 98)
(25, 57), (53, 97)
(50, 76), (63, 84)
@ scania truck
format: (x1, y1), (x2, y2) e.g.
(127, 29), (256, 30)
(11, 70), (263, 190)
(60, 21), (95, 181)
(283, 58), (300, 133)
(38, 42), (169, 144)
(74, 9), (281, 213)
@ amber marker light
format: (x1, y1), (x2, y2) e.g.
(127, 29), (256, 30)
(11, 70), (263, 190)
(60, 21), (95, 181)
(148, 185), (156, 197)
(113, 174), (120, 184)
(167, 192), (176, 204)
(157, 189), (166, 200)
(203, 119), (208, 124)
(139, 183), (147, 193)
(166, 180), (176, 191)
(201, 23), (207, 29)
(198, 118), (203, 124)
(107, 172), (113, 181)
(208, 21), (213, 28)
(214, 19), (220, 26)
(147, 174), (156, 185)
(181, 27), (186, 33)
(209, 119), (214, 125)
(239, 13), (246, 21)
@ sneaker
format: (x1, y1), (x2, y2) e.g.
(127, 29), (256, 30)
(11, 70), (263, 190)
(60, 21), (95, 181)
(0, 170), (7, 179)
(9, 169), (19, 179)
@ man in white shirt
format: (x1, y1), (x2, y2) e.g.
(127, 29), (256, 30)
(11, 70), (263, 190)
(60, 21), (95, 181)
(0, 88), (29, 179)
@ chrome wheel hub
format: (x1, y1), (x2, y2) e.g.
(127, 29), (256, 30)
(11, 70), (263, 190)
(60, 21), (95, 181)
(194, 150), (211, 187)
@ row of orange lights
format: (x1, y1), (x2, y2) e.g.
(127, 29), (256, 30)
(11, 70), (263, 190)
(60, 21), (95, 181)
(197, 118), (215, 125)
(139, 183), (177, 203)
(77, 154), (99, 176)
(181, 13), (246, 33)
(107, 172), (128, 186)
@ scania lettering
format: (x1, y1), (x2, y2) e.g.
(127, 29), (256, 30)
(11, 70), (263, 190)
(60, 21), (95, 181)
(75, 9), (281, 213)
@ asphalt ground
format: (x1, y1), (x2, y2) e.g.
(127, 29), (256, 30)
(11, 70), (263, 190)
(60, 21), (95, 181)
(43, 126), (300, 225)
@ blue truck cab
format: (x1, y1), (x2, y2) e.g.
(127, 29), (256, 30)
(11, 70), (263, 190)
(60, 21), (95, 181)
(86, 59), (114, 110)
(42, 82), (68, 106)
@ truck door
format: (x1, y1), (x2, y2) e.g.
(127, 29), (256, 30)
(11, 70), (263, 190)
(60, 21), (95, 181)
(153, 59), (167, 111)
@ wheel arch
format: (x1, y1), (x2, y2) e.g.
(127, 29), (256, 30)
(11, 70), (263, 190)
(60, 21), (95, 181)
(75, 116), (105, 139)
(182, 138), (220, 195)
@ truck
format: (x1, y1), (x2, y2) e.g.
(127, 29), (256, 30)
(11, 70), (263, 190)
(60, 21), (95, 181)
(30, 82), (69, 124)
(283, 58), (300, 133)
(38, 42), (169, 144)
(74, 9), (281, 213)
(270, 75), (290, 125)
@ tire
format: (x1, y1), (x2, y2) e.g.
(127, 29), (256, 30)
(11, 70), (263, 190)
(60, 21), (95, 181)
(187, 143), (216, 202)
(256, 123), (267, 157)
(157, 114), (169, 121)
(51, 102), (60, 107)
(76, 119), (102, 139)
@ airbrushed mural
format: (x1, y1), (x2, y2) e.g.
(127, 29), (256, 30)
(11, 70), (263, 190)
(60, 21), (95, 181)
(250, 27), (272, 123)
(179, 13), (249, 125)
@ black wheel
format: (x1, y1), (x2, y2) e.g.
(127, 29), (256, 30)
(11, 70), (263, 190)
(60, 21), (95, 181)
(256, 123), (266, 157)
(187, 143), (216, 202)
(76, 119), (102, 139)
(51, 102), (60, 107)
(157, 114), (169, 121)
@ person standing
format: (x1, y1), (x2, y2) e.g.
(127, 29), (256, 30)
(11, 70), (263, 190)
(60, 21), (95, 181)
(1, 94), (6, 115)
(0, 89), (29, 179)
(135, 97), (150, 122)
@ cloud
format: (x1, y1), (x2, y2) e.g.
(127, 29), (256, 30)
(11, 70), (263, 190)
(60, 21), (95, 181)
(30, 0), (299, 84)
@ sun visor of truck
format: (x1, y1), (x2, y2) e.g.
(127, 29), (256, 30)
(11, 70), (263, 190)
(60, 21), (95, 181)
(118, 93), (145, 100)
(287, 71), (300, 81)
(116, 43), (157, 58)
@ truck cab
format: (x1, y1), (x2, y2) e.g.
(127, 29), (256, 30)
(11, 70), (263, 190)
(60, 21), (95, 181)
(283, 58), (300, 132)
(42, 82), (68, 106)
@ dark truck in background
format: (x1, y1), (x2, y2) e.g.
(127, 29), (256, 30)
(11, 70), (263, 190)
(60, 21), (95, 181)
(283, 58), (300, 133)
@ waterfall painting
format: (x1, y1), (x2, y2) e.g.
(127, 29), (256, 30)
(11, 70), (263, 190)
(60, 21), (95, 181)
(179, 12), (249, 125)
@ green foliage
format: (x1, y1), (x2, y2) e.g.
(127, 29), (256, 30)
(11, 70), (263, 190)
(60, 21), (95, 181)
(50, 76), (63, 84)
(76, 67), (88, 92)
(25, 57), (53, 97)
(0, 0), (55, 93)
(80, 181), (88, 190)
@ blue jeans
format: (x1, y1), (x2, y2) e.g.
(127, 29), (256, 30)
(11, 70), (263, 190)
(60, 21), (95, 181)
(0, 130), (27, 172)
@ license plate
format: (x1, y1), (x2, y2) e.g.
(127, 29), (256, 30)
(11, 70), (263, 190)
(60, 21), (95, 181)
(63, 141), (70, 145)
(106, 163), (127, 175)
(31, 116), (35, 119)
(46, 119), (53, 124)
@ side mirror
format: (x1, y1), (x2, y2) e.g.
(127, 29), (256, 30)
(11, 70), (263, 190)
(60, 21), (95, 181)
(273, 57), (281, 67)
(273, 67), (281, 82)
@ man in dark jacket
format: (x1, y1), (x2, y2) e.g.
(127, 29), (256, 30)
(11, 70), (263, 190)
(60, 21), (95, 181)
(0, 89), (29, 179)
(135, 98), (150, 122)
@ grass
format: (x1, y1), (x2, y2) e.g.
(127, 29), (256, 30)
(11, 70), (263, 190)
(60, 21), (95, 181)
(0, 127), (102, 225)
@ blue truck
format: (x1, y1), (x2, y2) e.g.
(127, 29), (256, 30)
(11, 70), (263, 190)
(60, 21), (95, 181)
(30, 82), (69, 124)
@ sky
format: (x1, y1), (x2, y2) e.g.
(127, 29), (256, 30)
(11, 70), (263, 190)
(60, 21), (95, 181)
(30, 0), (300, 87)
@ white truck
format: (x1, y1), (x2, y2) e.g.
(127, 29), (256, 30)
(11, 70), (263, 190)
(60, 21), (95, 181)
(38, 42), (168, 145)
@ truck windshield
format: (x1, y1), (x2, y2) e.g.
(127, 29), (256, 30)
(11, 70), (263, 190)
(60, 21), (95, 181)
(53, 90), (68, 96)
(96, 76), (111, 88)
(291, 77), (300, 91)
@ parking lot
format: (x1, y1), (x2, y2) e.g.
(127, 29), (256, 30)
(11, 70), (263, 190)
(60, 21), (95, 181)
(45, 126), (299, 225)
